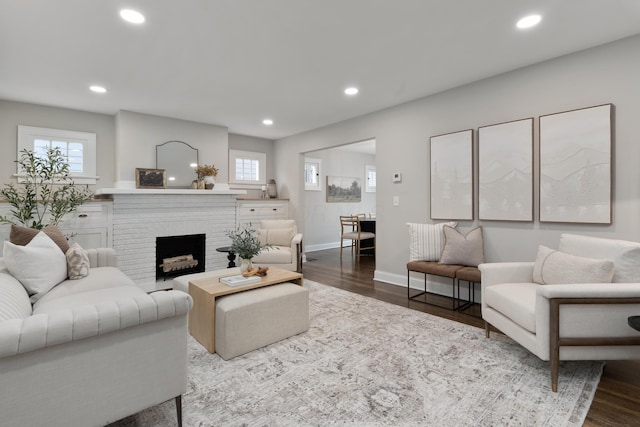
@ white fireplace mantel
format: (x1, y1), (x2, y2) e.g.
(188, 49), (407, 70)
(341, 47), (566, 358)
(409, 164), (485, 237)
(97, 187), (246, 196)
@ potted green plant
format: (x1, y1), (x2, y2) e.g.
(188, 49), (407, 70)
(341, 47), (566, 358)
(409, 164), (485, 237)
(0, 148), (94, 229)
(226, 224), (266, 272)
(195, 164), (218, 189)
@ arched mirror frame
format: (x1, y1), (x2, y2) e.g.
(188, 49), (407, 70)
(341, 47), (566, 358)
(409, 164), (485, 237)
(156, 141), (199, 188)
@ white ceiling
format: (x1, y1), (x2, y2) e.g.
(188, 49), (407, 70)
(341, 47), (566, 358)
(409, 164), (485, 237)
(1, 1), (639, 140)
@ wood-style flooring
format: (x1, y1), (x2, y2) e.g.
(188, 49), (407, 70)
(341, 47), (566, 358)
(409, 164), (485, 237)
(302, 248), (640, 426)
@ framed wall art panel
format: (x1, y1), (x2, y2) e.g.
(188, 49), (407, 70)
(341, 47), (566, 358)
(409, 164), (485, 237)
(430, 129), (474, 220)
(326, 176), (362, 202)
(539, 104), (613, 224)
(478, 118), (534, 221)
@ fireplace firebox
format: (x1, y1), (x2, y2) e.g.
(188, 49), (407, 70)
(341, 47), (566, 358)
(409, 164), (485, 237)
(156, 234), (205, 280)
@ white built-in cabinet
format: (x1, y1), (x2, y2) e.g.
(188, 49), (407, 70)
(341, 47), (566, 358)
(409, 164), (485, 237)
(236, 199), (289, 228)
(0, 201), (113, 253)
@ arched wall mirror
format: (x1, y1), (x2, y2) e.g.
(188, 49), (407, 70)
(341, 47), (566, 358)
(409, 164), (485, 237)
(156, 141), (199, 188)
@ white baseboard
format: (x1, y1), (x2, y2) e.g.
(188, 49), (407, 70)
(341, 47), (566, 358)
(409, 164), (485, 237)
(305, 242), (341, 252)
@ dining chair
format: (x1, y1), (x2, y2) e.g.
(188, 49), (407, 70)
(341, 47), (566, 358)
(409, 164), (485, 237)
(339, 215), (375, 261)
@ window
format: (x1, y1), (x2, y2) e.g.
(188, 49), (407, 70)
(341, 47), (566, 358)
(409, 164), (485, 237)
(304, 157), (321, 191)
(17, 125), (97, 184)
(229, 149), (266, 187)
(365, 165), (376, 193)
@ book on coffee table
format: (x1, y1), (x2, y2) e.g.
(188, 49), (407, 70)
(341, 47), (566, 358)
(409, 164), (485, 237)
(220, 274), (261, 287)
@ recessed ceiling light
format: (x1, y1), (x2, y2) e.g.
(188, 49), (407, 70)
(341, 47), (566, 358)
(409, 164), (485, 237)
(89, 85), (107, 93)
(262, 119), (274, 126)
(120, 9), (145, 24)
(344, 87), (359, 95)
(516, 14), (541, 29)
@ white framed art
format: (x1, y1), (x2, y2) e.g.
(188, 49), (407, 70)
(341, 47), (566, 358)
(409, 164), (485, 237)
(430, 129), (473, 220)
(539, 104), (613, 224)
(478, 118), (534, 221)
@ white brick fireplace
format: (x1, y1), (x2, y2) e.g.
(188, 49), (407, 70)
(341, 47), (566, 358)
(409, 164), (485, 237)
(99, 188), (244, 290)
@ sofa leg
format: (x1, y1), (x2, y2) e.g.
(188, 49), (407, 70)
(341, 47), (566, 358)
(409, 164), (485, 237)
(484, 321), (490, 338)
(175, 395), (183, 427)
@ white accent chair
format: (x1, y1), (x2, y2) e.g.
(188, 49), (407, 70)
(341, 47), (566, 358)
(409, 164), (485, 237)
(480, 234), (640, 392)
(251, 219), (303, 272)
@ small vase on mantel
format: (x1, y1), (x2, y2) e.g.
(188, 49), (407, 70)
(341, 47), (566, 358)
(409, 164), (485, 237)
(203, 175), (215, 189)
(239, 258), (252, 274)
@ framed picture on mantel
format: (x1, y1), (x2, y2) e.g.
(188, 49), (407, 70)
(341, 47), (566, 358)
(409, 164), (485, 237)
(135, 168), (166, 189)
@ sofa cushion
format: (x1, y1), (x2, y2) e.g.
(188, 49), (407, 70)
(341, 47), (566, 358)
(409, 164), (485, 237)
(0, 270), (32, 321)
(3, 231), (68, 302)
(406, 221), (457, 262)
(33, 285), (145, 315)
(10, 224), (70, 254)
(559, 233), (640, 283)
(32, 266), (136, 310)
(66, 243), (90, 279)
(485, 282), (538, 333)
(252, 246), (292, 264)
(533, 245), (614, 285)
(439, 226), (484, 267)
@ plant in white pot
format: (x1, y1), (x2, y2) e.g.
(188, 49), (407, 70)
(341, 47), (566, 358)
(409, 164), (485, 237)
(226, 224), (267, 273)
(0, 148), (94, 229)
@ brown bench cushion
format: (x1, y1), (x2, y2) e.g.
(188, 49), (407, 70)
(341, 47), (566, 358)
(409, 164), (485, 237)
(456, 266), (481, 283)
(407, 261), (464, 278)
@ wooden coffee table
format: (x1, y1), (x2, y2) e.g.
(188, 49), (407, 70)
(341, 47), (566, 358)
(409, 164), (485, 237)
(188, 267), (303, 353)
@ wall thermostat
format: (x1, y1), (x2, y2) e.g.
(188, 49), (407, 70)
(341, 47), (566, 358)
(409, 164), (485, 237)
(392, 172), (402, 183)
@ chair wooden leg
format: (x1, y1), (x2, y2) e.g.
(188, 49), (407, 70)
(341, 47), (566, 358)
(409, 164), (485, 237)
(550, 299), (560, 392)
(175, 395), (182, 427)
(485, 321), (490, 338)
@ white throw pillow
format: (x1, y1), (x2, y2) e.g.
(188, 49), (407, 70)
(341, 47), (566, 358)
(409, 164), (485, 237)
(3, 231), (68, 302)
(407, 222), (457, 261)
(558, 233), (640, 283)
(532, 245), (615, 285)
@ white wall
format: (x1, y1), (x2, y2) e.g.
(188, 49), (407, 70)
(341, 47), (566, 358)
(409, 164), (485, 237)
(114, 110), (229, 187)
(0, 100), (116, 188)
(274, 34), (640, 286)
(304, 149), (376, 251)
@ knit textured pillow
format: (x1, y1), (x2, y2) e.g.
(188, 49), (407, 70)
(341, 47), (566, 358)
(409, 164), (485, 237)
(407, 222), (457, 261)
(66, 243), (90, 280)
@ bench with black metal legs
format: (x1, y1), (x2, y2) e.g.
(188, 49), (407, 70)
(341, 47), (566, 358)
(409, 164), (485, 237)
(407, 261), (481, 313)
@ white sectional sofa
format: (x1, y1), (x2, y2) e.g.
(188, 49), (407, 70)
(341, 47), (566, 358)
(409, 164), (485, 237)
(0, 248), (193, 427)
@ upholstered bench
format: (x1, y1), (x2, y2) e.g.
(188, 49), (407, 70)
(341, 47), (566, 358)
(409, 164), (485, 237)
(215, 283), (310, 360)
(407, 261), (481, 312)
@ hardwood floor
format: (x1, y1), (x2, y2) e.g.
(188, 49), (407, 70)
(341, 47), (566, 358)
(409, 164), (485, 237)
(302, 248), (640, 426)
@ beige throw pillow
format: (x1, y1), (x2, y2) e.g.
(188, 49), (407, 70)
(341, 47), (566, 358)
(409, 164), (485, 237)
(407, 222), (457, 261)
(267, 228), (295, 246)
(66, 243), (90, 280)
(439, 226), (485, 267)
(532, 245), (614, 285)
(10, 224), (70, 254)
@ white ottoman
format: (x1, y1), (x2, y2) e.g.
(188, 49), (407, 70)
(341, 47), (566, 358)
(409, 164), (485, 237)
(215, 283), (310, 360)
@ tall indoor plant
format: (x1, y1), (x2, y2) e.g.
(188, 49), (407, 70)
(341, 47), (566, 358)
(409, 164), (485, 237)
(0, 148), (94, 229)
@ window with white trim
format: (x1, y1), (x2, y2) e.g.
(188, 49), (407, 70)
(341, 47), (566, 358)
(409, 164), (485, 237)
(365, 165), (376, 193)
(17, 125), (98, 185)
(304, 157), (321, 191)
(229, 149), (266, 187)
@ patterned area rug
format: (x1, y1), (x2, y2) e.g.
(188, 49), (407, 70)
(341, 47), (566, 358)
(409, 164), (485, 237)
(112, 280), (602, 426)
